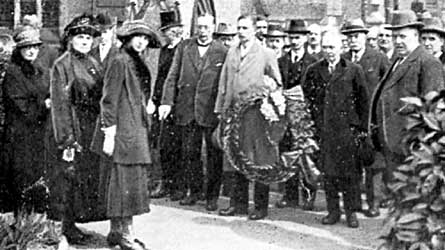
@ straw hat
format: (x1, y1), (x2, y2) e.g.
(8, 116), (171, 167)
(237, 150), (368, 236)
(14, 27), (42, 48)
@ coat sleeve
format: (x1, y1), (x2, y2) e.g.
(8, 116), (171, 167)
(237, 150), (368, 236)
(161, 42), (183, 106)
(421, 57), (445, 94)
(100, 56), (125, 128)
(214, 56), (229, 114)
(264, 50), (282, 87)
(50, 63), (76, 147)
(3, 71), (45, 124)
(353, 65), (369, 131)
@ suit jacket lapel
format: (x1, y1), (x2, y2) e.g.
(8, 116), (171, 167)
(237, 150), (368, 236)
(281, 53), (291, 86)
(330, 59), (346, 83)
(318, 60), (331, 83)
(187, 38), (201, 72)
(240, 41), (260, 70)
(383, 46), (422, 91)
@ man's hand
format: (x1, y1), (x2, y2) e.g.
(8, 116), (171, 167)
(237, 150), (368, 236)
(158, 105), (171, 120)
(146, 99), (156, 115)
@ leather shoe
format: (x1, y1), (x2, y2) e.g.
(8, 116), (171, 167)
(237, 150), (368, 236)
(63, 225), (92, 245)
(302, 200), (315, 211)
(346, 213), (359, 228)
(248, 209), (268, 220)
(218, 206), (248, 216)
(321, 213), (340, 225)
(179, 195), (197, 206)
(106, 232), (122, 246)
(118, 237), (148, 250)
(151, 181), (168, 199)
(206, 199), (218, 211)
(170, 191), (185, 201)
(364, 206), (380, 218)
(275, 198), (298, 208)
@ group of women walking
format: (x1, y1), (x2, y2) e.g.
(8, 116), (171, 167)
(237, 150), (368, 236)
(0, 13), (161, 250)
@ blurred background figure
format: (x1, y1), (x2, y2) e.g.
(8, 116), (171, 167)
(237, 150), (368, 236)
(341, 34), (350, 54)
(377, 24), (395, 62)
(91, 12), (119, 69)
(255, 15), (268, 47)
(265, 23), (286, 58)
(307, 23), (323, 59)
(420, 17), (445, 64)
(214, 22), (237, 48)
(367, 26), (379, 50)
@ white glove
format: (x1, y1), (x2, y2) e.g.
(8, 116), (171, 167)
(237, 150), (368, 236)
(45, 98), (51, 109)
(102, 125), (116, 156)
(146, 99), (156, 115)
(62, 148), (75, 162)
(158, 105), (171, 120)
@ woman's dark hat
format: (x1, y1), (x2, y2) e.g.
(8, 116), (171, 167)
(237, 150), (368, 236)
(341, 18), (369, 34)
(264, 24), (286, 37)
(386, 10), (424, 30)
(285, 19), (310, 34)
(117, 19), (162, 48)
(65, 13), (101, 37)
(96, 12), (114, 31)
(421, 17), (445, 37)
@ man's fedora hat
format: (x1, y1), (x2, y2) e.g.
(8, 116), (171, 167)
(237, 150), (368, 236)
(264, 24), (286, 37)
(341, 18), (369, 34)
(386, 10), (424, 30)
(96, 12), (114, 31)
(285, 19), (310, 34)
(421, 17), (445, 37)
(214, 22), (237, 36)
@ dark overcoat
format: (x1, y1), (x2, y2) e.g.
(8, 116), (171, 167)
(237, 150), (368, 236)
(100, 47), (152, 165)
(278, 51), (317, 90)
(2, 59), (49, 211)
(370, 46), (444, 157)
(302, 58), (368, 177)
(161, 38), (228, 128)
(343, 46), (389, 97)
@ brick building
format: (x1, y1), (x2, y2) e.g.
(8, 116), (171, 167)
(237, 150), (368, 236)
(1, 0), (445, 38)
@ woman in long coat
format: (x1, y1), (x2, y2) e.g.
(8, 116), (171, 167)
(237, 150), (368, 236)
(48, 14), (104, 244)
(100, 19), (160, 250)
(2, 27), (49, 213)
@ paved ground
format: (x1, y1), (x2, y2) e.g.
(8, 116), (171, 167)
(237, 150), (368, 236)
(73, 191), (387, 250)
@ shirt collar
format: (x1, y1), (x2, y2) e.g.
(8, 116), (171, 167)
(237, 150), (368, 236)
(352, 48), (365, 61)
(291, 49), (305, 62)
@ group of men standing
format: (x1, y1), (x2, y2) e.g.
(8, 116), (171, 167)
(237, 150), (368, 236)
(134, 7), (445, 229)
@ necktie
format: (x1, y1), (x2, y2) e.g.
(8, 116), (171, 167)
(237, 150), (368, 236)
(329, 65), (335, 74)
(352, 52), (359, 63)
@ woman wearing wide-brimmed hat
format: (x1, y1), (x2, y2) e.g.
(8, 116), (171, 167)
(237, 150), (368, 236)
(1, 26), (49, 213)
(100, 19), (161, 250)
(47, 13), (104, 244)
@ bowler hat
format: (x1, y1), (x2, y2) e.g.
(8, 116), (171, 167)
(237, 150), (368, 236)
(117, 19), (162, 48)
(421, 17), (445, 37)
(285, 19), (309, 34)
(386, 10), (424, 30)
(264, 24), (286, 37)
(65, 13), (100, 37)
(214, 22), (237, 36)
(341, 18), (369, 34)
(159, 3), (183, 32)
(96, 12), (114, 31)
(14, 27), (42, 48)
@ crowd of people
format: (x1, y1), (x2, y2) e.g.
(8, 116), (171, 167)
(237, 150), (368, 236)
(1, 6), (445, 250)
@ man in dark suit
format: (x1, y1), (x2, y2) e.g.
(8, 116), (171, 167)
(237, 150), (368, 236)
(90, 13), (119, 69)
(370, 11), (444, 212)
(159, 14), (227, 211)
(420, 17), (445, 64)
(306, 23), (324, 60)
(302, 29), (368, 228)
(341, 18), (390, 218)
(377, 24), (397, 63)
(275, 19), (318, 210)
(151, 8), (185, 200)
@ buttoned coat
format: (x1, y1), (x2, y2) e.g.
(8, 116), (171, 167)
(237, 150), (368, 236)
(100, 48), (151, 165)
(343, 46), (389, 97)
(302, 58), (368, 177)
(214, 40), (282, 114)
(370, 46), (444, 157)
(278, 51), (318, 90)
(161, 38), (228, 128)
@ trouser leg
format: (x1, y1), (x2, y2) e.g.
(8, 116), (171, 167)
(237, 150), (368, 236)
(180, 122), (204, 196)
(324, 176), (340, 215)
(232, 172), (249, 211)
(283, 175), (299, 202)
(343, 176), (361, 214)
(204, 127), (223, 201)
(254, 181), (269, 211)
